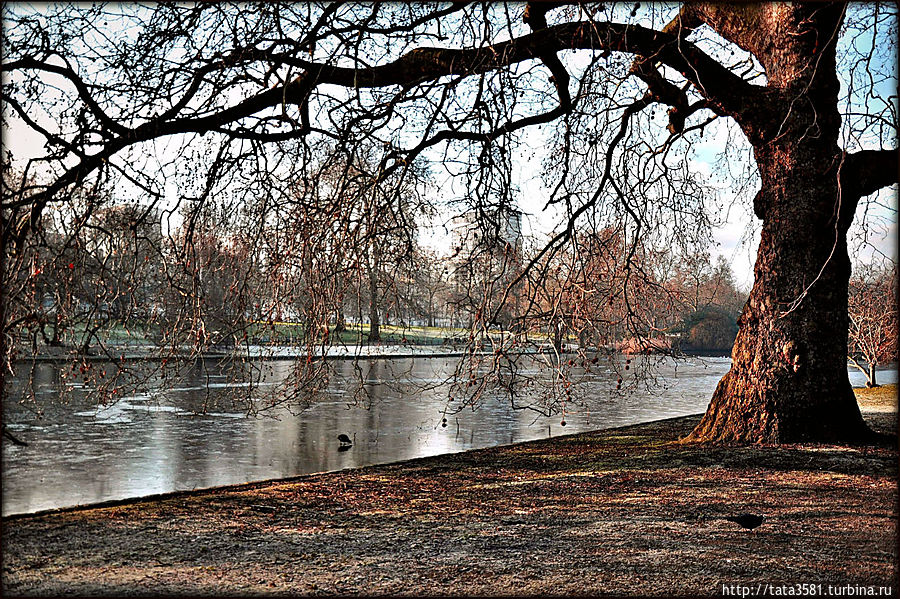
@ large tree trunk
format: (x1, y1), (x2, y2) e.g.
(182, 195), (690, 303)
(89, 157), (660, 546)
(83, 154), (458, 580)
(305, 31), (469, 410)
(687, 148), (870, 443)
(686, 3), (875, 444)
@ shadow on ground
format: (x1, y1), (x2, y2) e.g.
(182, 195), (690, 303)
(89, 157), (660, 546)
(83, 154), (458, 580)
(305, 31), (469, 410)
(2, 400), (896, 596)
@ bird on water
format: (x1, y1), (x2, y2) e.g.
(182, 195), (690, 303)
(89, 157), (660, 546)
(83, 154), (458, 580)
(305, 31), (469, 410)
(724, 513), (764, 530)
(2, 425), (27, 447)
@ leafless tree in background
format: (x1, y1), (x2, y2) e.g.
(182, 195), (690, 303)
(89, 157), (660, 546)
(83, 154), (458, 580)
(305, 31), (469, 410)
(2, 2), (897, 442)
(848, 260), (898, 388)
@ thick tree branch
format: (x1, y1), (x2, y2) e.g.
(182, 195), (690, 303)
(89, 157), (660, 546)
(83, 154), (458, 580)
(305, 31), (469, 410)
(841, 148), (900, 200)
(629, 7), (710, 131)
(834, 147), (900, 229)
(523, 2), (572, 109)
(684, 3), (846, 88)
(246, 20), (761, 115)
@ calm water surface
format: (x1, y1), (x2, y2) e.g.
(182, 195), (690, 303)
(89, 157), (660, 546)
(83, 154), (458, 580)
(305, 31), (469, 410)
(2, 355), (895, 516)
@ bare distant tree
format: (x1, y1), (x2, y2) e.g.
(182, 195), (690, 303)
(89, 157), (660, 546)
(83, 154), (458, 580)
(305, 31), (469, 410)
(667, 253), (743, 352)
(848, 261), (897, 388)
(410, 249), (452, 329)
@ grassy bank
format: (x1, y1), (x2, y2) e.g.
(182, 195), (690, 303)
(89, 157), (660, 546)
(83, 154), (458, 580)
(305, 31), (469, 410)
(2, 387), (896, 596)
(34, 320), (568, 350)
(250, 322), (461, 346)
(855, 383), (899, 411)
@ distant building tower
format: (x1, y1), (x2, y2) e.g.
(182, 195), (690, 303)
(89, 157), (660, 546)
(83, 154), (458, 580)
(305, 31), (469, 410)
(450, 207), (523, 261)
(449, 206), (524, 328)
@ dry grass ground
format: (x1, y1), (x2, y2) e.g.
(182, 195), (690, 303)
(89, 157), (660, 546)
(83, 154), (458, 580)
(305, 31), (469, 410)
(2, 386), (897, 596)
(856, 383), (899, 411)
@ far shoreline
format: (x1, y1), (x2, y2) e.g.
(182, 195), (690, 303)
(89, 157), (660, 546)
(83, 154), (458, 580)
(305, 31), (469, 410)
(11, 345), (743, 364)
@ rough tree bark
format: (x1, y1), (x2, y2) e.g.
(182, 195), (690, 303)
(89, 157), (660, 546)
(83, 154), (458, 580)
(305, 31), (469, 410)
(684, 3), (896, 443)
(688, 147), (870, 442)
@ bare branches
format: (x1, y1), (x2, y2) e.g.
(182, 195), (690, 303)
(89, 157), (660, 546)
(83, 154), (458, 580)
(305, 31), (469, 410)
(2, 55), (128, 136)
(848, 260), (898, 387)
(3, 9), (767, 220)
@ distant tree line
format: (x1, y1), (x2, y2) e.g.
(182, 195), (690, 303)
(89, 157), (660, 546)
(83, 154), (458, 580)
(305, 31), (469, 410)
(7, 172), (748, 359)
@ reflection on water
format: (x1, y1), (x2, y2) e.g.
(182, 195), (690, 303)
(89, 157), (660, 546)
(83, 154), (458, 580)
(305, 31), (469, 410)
(2, 356), (895, 516)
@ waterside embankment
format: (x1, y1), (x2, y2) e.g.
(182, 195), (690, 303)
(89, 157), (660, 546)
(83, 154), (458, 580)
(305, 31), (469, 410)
(2, 386), (896, 596)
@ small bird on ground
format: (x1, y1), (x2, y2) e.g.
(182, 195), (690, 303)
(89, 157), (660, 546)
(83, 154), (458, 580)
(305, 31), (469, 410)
(337, 433), (353, 450)
(724, 513), (764, 530)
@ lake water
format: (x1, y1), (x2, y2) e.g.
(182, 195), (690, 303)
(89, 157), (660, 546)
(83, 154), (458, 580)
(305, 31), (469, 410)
(2, 355), (895, 516)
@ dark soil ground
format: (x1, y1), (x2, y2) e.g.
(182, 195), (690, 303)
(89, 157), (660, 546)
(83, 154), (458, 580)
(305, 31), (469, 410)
(2, 386), (897, 597)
